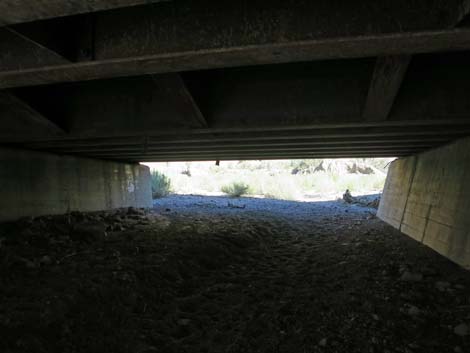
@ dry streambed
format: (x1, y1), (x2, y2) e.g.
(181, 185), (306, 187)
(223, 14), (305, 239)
(0, 197), (469, 353)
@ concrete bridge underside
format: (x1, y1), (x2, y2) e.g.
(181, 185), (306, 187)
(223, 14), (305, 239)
(1, 0), (470, 162)
(1, 0), (470, 267)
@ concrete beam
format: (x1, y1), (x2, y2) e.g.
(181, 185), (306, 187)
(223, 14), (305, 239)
(89, 149), (424, 158)
(0, 91), (66, 137)
(455, 0), (470, 25)
(12, 119), (470, 143)
(0, 0), (468, 88)
(0, 0), (168, 26)
(1, 28), (470, 89)
(107, 152), (411, 163)
(89, 145), (424, 157)
(363, 56), (411, 121)
(151, 74), (208, 128)
(92, 0), (465, 59)
(18, 122), (462, 161)
(362, 1), (470, 122)
(0, 27), (69, 71)
(3, 75), (209, 141)
(50, 139), (445, 154)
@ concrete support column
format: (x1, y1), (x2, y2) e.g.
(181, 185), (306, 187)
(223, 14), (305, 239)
(0, 148), (152, 222)
(378, 137), (470, 269)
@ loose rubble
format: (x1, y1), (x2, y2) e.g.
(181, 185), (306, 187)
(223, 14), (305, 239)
(0, 196), (469, 353)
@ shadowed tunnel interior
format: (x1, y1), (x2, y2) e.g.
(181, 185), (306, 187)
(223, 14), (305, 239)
(1, 1), (470, 352)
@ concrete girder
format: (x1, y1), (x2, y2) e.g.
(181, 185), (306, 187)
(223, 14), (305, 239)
(0, 27), (69, 71)
(0, 0), (469, 88)
(10, 120), (470, 144)
(1, 29), (470, 90)
(0, 0), (169, 26)
(41, 140), (447, 154)
(98, 152), (415, 163)
(362, 2), (470, 123)
(0, 91), (65, 137)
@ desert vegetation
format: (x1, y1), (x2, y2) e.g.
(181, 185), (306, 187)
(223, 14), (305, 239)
(145, 158), (393, 200)
(221, 181), (251, 197)
(150, 170), (172, 198)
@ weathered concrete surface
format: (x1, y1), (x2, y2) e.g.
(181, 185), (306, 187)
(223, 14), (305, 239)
(378, 137), (470, 269)
(0, 0), (167, 26)
(0, 147), (152, 221)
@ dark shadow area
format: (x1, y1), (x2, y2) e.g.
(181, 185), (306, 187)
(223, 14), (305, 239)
(0, 196), (469, 353)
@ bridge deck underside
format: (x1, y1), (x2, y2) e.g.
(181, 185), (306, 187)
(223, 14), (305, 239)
(1, 0), (470, 162)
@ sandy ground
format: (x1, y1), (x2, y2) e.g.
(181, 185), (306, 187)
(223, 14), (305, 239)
(1, 195), (469, 353)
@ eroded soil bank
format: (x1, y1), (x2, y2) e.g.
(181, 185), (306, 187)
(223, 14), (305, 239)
(1, 195), (469, 353)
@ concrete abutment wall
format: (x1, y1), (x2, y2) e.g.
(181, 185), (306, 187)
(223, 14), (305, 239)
(378, 137), (470, 269)
(0, 148), (152, 222)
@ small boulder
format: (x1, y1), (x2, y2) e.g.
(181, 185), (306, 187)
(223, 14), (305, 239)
(40, 255), (53, 266)
(178, 318), (191, 326)
(127, 207), (145, 216)
(318, 338), (327, 347)
(454, 323), (469, 337)
(24, 259), (38, 269)
(405, 304), (420, 316)
(72, 222), (107, 242)
(436, 281), (450, 291)
(400, 271), (423, 282)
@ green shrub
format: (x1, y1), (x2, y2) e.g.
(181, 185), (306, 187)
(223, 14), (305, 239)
(151, 171), (172, 198)
(221, 182), (250, 197)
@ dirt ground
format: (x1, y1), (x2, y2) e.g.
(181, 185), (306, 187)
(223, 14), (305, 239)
(1, 195), (469, 353)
